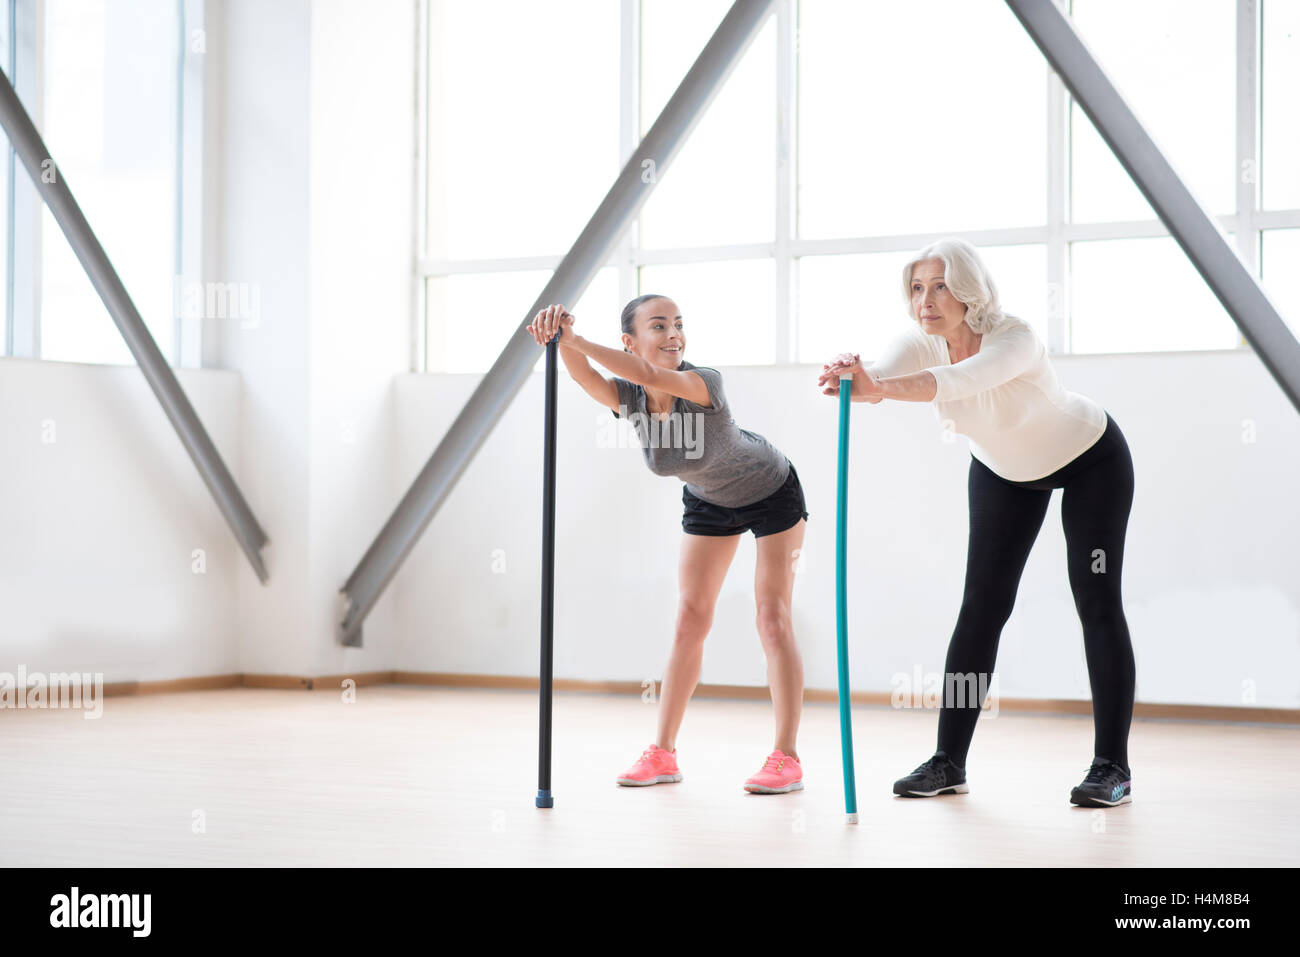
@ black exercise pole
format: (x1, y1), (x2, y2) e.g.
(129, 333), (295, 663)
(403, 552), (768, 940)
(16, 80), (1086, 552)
(536, 330), (560, 809)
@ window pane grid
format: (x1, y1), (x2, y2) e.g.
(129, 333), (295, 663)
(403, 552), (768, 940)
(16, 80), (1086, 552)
(420, 0), (1298, 372)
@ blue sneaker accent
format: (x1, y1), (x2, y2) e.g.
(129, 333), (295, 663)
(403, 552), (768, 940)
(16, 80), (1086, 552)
(1070, 759), (1132, 808)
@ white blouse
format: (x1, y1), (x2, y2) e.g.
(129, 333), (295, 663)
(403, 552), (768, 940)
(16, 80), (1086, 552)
(868, 314), (1107, 482)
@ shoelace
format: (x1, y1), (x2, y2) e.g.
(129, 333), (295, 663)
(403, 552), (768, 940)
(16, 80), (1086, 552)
(911, 755), (947, 778)
(759, 754), (788, 773)
(1083, 762), (1121, 785)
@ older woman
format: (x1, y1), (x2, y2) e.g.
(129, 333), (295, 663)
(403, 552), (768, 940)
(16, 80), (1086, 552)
(817, 237), (1137, 809)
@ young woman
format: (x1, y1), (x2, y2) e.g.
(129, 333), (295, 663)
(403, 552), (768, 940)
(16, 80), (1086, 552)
(525, 295), (809, 795)
(817, 238), (1138, 809)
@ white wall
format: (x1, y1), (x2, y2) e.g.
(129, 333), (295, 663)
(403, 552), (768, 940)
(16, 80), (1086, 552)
(0, 359), (243, 682)
(217, 0), (315, 676)
(216, 0), (413, 676)
(392, 350), (1300, 709)
(304, 0), (413, 673)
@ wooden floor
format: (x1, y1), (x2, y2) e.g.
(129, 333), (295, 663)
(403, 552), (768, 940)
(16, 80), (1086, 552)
(2, 686), (1296, 867)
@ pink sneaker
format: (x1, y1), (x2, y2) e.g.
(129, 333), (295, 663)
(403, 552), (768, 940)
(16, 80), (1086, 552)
(744, 749), (804, 794)
(616, 744), (683, 787)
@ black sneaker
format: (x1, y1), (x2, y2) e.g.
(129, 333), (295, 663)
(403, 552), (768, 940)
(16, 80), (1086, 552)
(893, 750), (969, 797)
(1070, 757), (1132, 807)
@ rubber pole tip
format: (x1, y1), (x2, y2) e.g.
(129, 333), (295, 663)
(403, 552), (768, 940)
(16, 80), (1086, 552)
(846, 812), (859, 825)
(535, 790), (554, 809)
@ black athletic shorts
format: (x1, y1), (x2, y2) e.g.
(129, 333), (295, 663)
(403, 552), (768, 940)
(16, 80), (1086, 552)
(681, 460), (809, 538)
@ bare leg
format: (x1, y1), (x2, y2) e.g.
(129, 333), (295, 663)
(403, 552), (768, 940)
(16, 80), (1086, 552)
(754, 519), (806, 760)
(655, 531), (742, 751)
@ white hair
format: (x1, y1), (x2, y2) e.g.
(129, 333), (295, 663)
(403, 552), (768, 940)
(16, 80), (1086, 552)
(901, 237), (1010, 335)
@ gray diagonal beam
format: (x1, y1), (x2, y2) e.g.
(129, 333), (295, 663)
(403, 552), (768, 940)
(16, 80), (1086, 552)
(0, 67), (270, 582)
(1006, 0), (1300, 412)
(340, 0), (777, 645)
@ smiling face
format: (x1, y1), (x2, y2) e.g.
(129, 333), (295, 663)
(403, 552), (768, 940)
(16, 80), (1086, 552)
(909, 258), (968, 338)
(623, 297), (685, 369)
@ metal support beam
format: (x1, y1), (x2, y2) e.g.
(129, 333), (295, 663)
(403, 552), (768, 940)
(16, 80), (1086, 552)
(0, 65), (270, 582)
(6, 0), (41, 359)
(1006, 0), (1300, 412)
(340, 0), (777, 645)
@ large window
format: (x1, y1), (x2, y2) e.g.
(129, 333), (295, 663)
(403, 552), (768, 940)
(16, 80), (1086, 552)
(1262, 0), (1299, 211)
(639, 0), (775, 249)
(2, 0), (190, 366)
(1262, 228), (1300, 339)
(639, 258), (776, 365)
(424, 267), (620, 374)
(1071, 235), (1240, 353)
(1069, 0), (1236, 224)
(798, 0), (1046, 240)
(1, 0), (11, 351)
(425, 0), (619, 262)
(1065, 0), (1242, 353)
(418, 0), (1300, 372)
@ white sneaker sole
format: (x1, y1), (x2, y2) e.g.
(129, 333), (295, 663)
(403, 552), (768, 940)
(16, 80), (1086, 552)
(902, 783), (970, 797)
(1071, 792), (1132, 807)
(745, 781), (805, 794)
(616, 773), (682, 787)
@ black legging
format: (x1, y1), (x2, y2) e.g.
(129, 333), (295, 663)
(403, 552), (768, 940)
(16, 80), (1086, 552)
(937, 411), (1136, 771)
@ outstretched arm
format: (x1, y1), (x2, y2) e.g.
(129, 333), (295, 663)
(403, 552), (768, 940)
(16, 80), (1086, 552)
(526, 305), (619, 412)
(818, 357), (937, 403)
(818, 322), (1040, 403)
(559, 345), (620, 412)
(922, 322), (1040, 401)
(570, 336), (710, 407)
(872, 370), (939, 402)
(817, 329), (934, 403)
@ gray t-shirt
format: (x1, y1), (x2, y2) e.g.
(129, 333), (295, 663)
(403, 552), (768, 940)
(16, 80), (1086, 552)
(611, 360), (790, 508)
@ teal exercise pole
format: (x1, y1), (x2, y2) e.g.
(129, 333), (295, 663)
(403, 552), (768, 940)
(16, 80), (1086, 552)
(836, 374), (859, 824)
